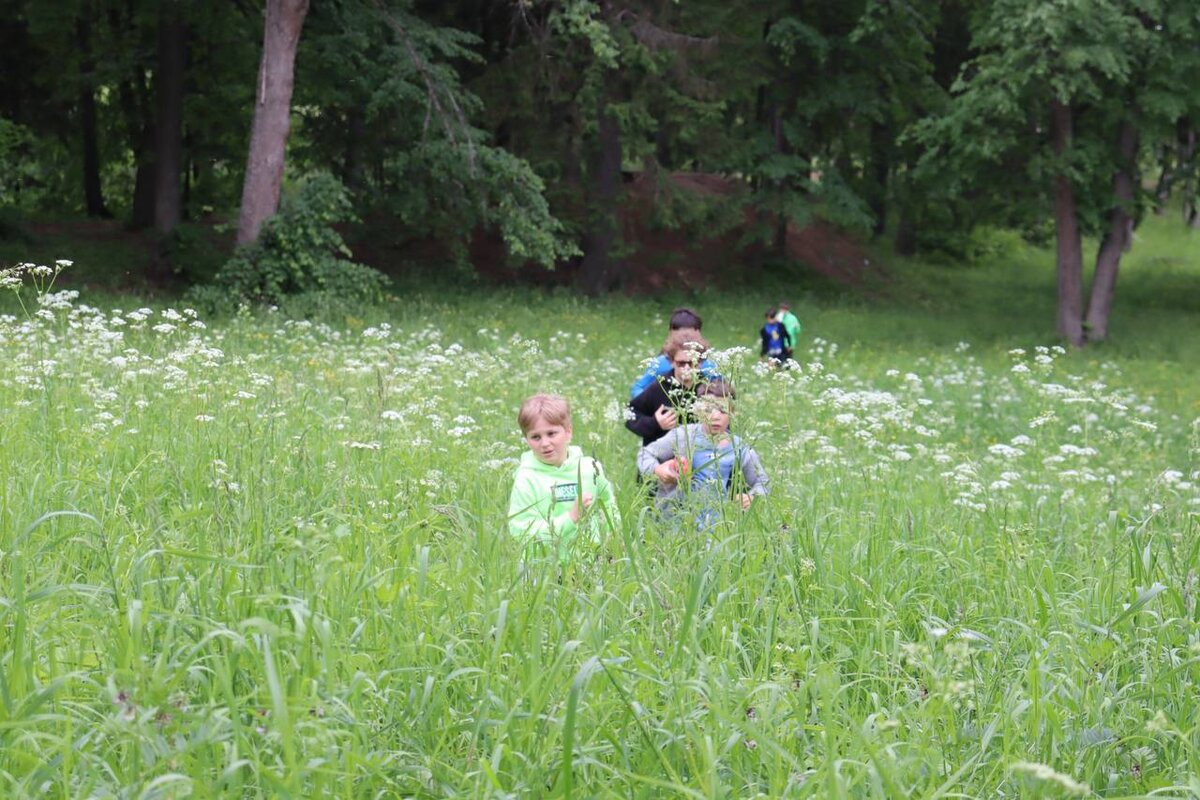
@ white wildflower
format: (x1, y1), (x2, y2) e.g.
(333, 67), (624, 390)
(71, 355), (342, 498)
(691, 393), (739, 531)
(1009, 761), (1089, 796)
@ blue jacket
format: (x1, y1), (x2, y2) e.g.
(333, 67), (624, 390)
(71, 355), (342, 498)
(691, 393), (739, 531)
(760, 321), (790, 359)
(630, 353), (720, 398)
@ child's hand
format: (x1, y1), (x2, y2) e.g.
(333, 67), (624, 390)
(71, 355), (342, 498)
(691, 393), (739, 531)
(654, 405), (678, 430)
(654, 460), (680, 485)
(569, 493), (595, 522)
(737, 493), (753, 510)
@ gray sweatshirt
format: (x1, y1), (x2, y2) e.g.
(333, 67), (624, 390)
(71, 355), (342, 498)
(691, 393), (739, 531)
(637, 423), (769, 509)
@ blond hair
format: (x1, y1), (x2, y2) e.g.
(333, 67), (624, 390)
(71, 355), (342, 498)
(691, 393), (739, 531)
(663, 328), (710, 360)
(517, 393), (572, 433)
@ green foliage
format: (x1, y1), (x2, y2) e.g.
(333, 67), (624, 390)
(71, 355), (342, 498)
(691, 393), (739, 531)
(645, 178), (741, 237)
(551, 0), (621, 68)
(294, 1), (576, 268)
(191, 173), (386, 312)
(0, 118), (56, 213)
(379, 140), (577, 268)
(0, 118), (35, 238)
(917, 224), (1035, 265)
(160, 223), (229, 285)
(912, 0), (1200, 239)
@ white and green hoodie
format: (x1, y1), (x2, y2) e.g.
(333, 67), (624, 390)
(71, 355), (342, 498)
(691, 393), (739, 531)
(507, 446), (621, 562)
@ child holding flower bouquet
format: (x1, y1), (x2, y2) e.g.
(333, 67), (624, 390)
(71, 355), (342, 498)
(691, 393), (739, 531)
(637, 381), (768, 528)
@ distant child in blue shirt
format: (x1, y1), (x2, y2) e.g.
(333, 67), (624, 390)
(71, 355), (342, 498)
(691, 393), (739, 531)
(759, 307), (791, 363)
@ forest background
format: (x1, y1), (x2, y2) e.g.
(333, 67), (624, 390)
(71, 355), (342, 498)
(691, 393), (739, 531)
(2, 0), (1200, 348)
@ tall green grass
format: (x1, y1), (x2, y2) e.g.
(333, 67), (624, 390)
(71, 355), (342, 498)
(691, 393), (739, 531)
(0, 217), (1197, 797)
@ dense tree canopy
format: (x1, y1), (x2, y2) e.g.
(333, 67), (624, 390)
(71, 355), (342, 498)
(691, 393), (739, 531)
(1, 0), (1197, 341)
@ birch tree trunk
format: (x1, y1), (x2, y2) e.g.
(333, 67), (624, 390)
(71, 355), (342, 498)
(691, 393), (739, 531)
(236, 0), (309, 247)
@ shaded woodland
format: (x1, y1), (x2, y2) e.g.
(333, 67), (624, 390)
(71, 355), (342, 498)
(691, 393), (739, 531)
(2, 0), (1199, 344)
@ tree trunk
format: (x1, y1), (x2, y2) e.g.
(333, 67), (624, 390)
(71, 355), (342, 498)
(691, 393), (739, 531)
(236, 0), (310, 247)
(183, 141), (194, 214)
(77, 6), (110, 218)
(1181, 123), (1199, 227)
(560, 103), (582, 189)
(894, 209), (917, 256)
(1084, 121), (1138, 343)
(343, 106), (366, 195)
(114, 74), (155, 228)
(131, 139), (156, 228)
(1154, 120), (1195, 216)
(153, 1), (186, 235)
(1049, 99), (1085, 347)
(654, 117), (673, 169)
(770, 105), (789, 256)
(868, 118), (890, 238)
(576, 87), (623, 295)
(145, 1), (188, 286)
(108, 1), (155, 229)
(1152, 148), (1172, 215)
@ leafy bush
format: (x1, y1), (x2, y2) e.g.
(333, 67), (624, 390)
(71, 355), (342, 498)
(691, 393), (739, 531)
(0, 206), (31, 243)
(0, 119), (42, 213)
(162, 223), (227, 284)
(378, 140), (577, 269)
(190, 172), (387, 312)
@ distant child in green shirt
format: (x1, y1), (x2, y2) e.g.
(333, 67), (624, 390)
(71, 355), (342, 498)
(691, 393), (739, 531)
(777, 301), (802, 359)
(507, 394), (621, 562)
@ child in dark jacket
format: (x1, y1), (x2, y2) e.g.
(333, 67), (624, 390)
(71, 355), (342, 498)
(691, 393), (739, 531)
(760, 307), (791, 363)
(626, 330), (710, 447)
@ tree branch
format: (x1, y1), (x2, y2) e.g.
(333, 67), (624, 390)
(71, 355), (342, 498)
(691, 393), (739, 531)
(371, 0), (477, 175)
(615, 9), (719, 55)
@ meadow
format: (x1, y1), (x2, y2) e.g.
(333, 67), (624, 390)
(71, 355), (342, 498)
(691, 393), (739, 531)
(0, 219), (1198, 798)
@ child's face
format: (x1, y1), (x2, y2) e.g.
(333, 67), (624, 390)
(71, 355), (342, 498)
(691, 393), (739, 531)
(698, 398), (731, 435)
(524, 417), (572, 466)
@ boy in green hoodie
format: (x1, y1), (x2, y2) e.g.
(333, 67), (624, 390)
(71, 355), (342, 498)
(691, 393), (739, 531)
(507, 394), (621, 562)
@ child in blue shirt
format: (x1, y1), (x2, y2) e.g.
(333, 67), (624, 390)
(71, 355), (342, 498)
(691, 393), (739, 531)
(760, 307), (790, 363)
(637, 381), (769, 528)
